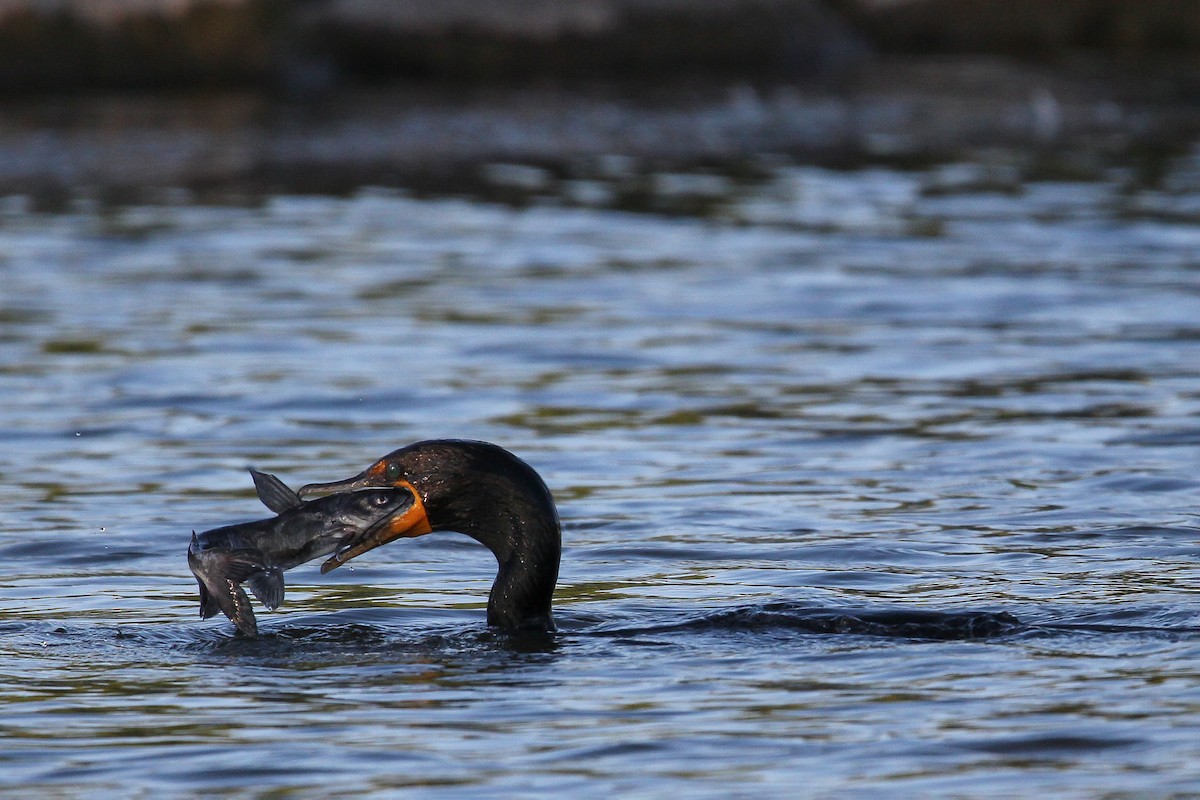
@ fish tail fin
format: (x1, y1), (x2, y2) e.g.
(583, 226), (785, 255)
(189, 547), (269, 637)
(189, 533), (222, 619)
(246, 567), (286, 611)
(249, 468), (302, 514)
(196, 577), (221, 619)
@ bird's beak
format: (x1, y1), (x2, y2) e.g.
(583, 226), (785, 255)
(302, 472), (433, 573)
(299, 471), (377, 498)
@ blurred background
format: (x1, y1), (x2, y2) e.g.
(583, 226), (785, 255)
(1, 0), (1199, 199)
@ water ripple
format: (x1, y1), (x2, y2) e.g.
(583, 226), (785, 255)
(3, 161), (1200, 795)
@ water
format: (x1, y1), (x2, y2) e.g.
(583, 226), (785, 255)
(2, 153), (1200, 797)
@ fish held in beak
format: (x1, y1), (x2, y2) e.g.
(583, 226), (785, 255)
(187, 469), (418, 636)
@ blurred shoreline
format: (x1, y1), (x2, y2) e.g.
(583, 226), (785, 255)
(1, 1), (1199, 199)
(2, 1), (1199, 93)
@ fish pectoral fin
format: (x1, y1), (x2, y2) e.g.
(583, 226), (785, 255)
(246, 567), (286, 611)
(249, 468), (302, 514)
(202, 570), (257, 637)
(225, 584), (258, 637)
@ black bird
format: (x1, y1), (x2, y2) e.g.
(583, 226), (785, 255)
(298, 440), (562, 632)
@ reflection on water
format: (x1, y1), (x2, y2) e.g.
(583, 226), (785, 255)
(2, 153), (1200, 795)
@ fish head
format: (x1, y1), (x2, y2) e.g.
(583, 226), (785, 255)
(329, 487), (420, 533)
(316, 484), (432, 574)
(297, 449), (439, 573)
(274, 485), (423, 567)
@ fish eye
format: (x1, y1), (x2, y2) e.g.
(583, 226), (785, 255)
(369, 491), (392, 506)
(385, 462), (401, 481)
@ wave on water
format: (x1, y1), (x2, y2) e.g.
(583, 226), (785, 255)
(588, 601), (1024, 640)
(587, 600), (1200, 642)
(7, 601), (1198, 663)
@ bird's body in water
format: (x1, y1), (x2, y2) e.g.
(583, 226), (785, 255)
(188, 469), (417, 636)
(299, 440), (562, 632)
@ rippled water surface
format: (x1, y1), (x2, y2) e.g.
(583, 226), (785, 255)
(3, 156), (1200, 796)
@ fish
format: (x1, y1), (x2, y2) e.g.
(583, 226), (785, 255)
(187, 468), (415, 636)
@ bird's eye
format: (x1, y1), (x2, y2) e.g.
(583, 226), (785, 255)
(385, 462), (401, 481)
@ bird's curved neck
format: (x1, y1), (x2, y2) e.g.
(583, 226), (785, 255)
(483, 513), (561, 631)
(424, 450), (561, 632)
